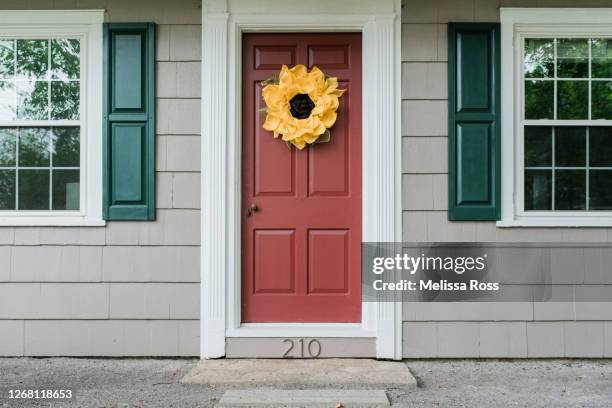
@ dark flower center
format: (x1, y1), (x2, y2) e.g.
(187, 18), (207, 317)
(289, 93), (315, 119)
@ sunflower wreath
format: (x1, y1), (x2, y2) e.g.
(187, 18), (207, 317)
(261, 64), (345, 149)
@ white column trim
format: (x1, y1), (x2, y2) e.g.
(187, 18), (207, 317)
(201, 0), (402, 360)
(200, 10), (229, 359)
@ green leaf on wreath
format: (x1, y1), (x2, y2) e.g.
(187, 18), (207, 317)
(261, 74), (280, 86)
(316, 129), (331, 144)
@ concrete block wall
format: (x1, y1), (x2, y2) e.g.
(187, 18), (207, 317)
(401, 0), (612, 358)
(0, 0), (201, 356)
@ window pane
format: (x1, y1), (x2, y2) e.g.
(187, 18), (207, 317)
(591, 38), (612, 78)
(16, 80), (48, 120)
(555, 169), (586, 210)
(51, 39), (79, 80)
(557, 81), (588, 120)
(525, 126), (552, 167)
(16, 39), (48, 79)
(52, 169), (79, 210)
(0, 169), (15, 210)
(19, 127), (49, 167)
(555, 126), (586, 167)
(589, 127), (612, 167)
(525, 80), (554, 119)
(50, 81), (79, 120)
(0, 128), (16, 166)
(18, 169), (49, 210)
(524, 38), (554, 78)
(590, 170), (612, 210)
(0, 81), (15, 120)
(525, 169), (552, 210)
(591, 81), (612, 120)
(557, 38), (588, 78)
(0, 40), (14, 79)
(52, 127), (79, 167)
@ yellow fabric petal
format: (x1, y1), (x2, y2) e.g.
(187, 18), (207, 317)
(290, 64), (307, 78)
(309, 66), (325, 87)
(302, 132), (319, 144)
(320, 110), (337, 128)
(291, 136), (306, 149)
(325, 76), (338, 90)
(262, 117), (279, 131)
(278, 65), (291, 82)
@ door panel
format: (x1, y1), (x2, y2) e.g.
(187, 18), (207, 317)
(307, 229), (349, 294)
(242, 33), (362, 323)
(254, 83), (297, 196)
(308, 81), (350, 197)
(254, 46), (296, 69)
(254, 230), (296, 294)
(307, 44), (350, 69)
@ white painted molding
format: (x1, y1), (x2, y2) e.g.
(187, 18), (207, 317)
(499, 9), (516, 228)
(200, 10), (230, 359)
(201, 0), (402, 360)
(500, 7), (612, 24)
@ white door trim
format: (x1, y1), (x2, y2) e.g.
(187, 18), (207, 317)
(201, 0), (402, 360)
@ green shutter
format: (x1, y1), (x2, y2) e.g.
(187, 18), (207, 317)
(103, 23), (156, 220)
(448, 23), (500, 221)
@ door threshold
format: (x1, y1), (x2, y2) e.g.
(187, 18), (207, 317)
(227, 323), (376, 338)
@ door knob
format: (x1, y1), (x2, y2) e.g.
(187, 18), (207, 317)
(247, 204), (259, 216)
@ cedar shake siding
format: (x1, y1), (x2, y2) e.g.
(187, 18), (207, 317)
(0, 0), (201, 356)
(402, 0), (612, 358)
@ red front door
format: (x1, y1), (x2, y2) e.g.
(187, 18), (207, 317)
(241, 33), (362, 323)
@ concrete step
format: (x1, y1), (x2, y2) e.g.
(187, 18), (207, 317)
(181, 358), (417, 389)
(217, 389), (390, 407)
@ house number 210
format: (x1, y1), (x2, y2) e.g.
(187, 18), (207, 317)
(282, 338), (322, 358)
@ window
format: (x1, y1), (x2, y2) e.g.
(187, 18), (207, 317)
(0, 11), (104, 226)
(500, 9), (612, 226)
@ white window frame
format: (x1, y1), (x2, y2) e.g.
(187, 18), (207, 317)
(0, 10), (104, 226)
(500, 8), (612, 227)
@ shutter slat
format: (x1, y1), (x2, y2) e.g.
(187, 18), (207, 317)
(103, 23), (156, 220)
(448, 23), (500, 221)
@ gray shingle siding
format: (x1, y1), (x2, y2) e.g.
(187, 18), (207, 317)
(401, 0), (612, 358)
(0, 0), (201, 357)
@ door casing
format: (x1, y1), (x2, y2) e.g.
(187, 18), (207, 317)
(201, 0), (402, 359)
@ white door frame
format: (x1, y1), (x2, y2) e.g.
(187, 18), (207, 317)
(200, 0), (402, 359)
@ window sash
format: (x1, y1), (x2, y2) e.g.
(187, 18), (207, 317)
(0, 31), (86, 217)
(517, 32), (612, 217)
(521, 37), (612, 122)
(0, 32), (87, 217)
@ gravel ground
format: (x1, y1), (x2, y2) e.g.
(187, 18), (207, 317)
(396, 360), (612, 407)
(0, 358), (611, 407)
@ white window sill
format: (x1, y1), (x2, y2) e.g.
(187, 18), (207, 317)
(497, 217), (612, 228)
(0, 217), (106, 227)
